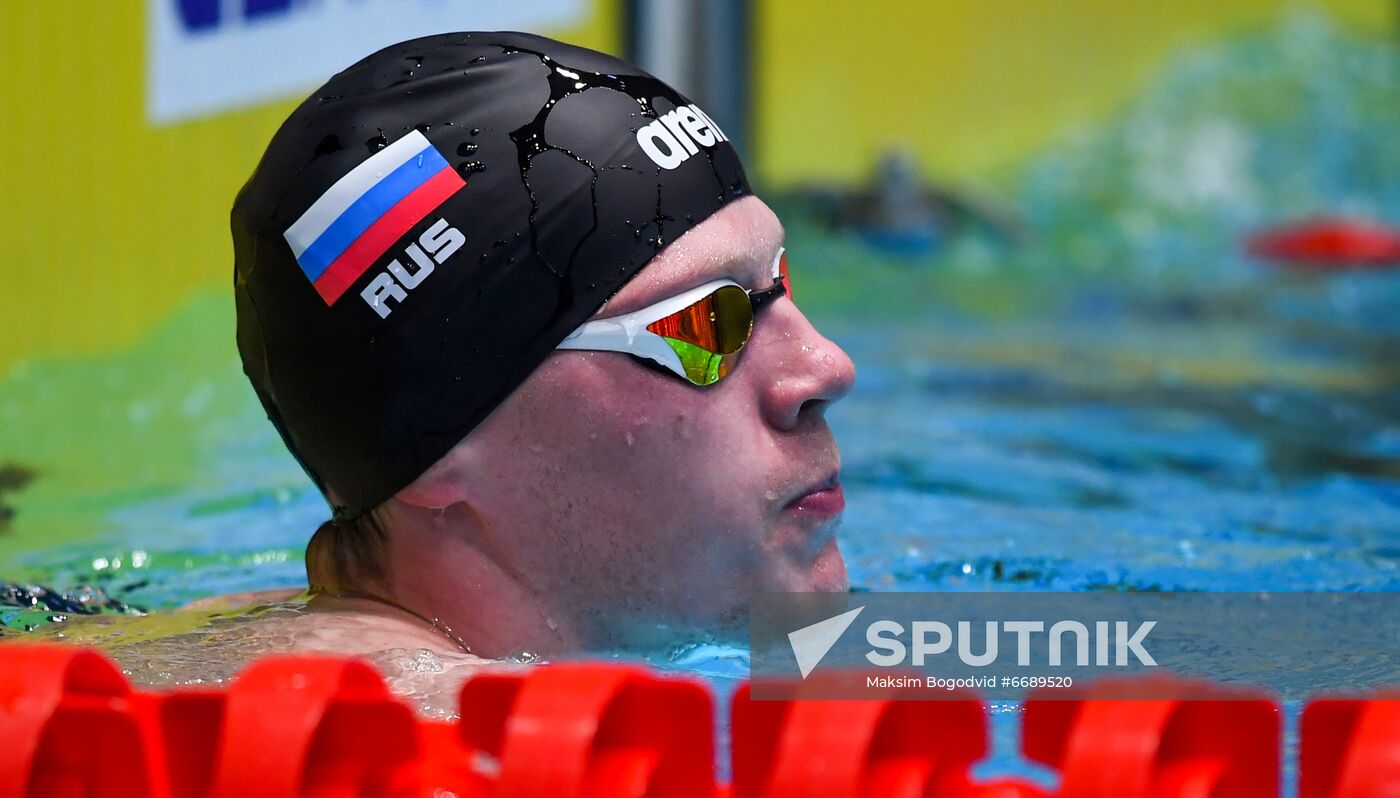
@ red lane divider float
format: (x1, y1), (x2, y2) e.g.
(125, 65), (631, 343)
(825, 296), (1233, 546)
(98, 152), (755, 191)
(0, 645), (165, 798)
(1301, 691), (1400, 798)
(458, 663), (714, 797)
(1, 644), (1398, 797)
(196, 657), (429, 798)
(1022, 676), (1279, 797)
(731, 672), (1046, 797)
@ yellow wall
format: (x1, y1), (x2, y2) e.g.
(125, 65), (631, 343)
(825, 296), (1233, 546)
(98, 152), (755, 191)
(0, 1), (620, 372)
(754, 0), (1393, 186)
(2, 0), (1392, 372)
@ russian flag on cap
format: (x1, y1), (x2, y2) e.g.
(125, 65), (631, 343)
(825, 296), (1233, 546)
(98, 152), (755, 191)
(284, 130), (465, 305)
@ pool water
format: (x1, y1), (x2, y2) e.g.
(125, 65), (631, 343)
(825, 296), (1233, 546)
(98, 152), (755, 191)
(2, 11), (1398, 790)
(3, 245), (1394, 787)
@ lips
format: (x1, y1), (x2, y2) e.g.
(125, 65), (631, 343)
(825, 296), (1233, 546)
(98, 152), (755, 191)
(783, 473), (845, 519)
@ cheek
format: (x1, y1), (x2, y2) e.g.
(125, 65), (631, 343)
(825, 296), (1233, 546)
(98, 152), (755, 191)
(550, 358), (771, 537)
(472, 353), (777, 601)
(619, 377), (768, 522)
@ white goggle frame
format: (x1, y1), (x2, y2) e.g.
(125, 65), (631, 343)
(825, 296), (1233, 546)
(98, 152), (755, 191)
(556, 247), (786, 382)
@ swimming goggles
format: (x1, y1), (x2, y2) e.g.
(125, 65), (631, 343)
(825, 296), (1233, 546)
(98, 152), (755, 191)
(558, 248), (791, 386)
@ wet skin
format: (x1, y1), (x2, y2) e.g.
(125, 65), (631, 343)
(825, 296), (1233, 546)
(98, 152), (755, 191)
(313, 195), (857, 657)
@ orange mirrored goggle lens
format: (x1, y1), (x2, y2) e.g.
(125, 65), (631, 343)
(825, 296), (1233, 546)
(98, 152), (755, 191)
(645, 284), (755, 385)
(638, 255), (792, 386)
(645, 284), (753, 355)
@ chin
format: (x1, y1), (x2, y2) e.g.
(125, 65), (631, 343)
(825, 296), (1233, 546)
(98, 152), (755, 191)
(807, 538), (849, 591)
(772, 538), (848, 593)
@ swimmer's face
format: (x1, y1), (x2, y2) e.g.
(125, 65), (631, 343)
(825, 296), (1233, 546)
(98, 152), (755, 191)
(457, 196), (855, 642)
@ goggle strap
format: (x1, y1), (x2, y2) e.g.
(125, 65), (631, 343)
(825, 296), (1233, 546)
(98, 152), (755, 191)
(749, 277), (787, 313)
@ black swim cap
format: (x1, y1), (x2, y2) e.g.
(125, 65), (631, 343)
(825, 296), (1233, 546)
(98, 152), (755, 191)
(233, 32), (752, 519)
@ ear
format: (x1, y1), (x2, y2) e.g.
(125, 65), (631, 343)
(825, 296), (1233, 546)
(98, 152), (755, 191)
(393, 436), (480, 509)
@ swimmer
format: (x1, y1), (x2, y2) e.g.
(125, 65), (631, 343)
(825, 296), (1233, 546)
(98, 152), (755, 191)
(230, 32), (855, 663)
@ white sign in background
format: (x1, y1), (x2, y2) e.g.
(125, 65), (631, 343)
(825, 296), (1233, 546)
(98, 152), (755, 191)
(147, 0), (584, 125)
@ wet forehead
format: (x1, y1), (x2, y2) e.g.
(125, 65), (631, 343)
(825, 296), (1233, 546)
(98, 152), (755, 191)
(595, 196), (784, 317)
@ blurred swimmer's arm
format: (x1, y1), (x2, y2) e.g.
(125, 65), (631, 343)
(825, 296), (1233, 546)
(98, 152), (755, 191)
(179, 587), (305, 611)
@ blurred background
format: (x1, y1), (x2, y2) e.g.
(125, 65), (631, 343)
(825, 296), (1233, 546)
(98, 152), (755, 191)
(1, 0), (1398, 631)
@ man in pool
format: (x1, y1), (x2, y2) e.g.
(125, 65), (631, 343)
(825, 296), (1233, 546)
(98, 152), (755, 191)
(232, 32), (854, 661)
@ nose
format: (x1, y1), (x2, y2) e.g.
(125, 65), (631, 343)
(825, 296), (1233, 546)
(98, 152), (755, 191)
(752, 302), (856, 431)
